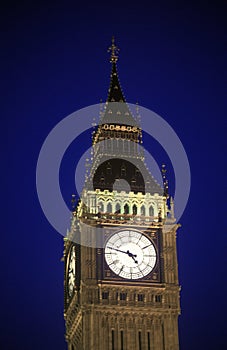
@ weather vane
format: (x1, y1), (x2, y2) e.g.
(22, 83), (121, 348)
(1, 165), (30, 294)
(108, 36), (119, 63)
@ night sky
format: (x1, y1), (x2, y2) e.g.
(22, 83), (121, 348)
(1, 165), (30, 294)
(1, 1), (226, 349)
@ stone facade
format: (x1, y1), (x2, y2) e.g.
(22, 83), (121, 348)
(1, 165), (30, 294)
(64, 39), (181, 350)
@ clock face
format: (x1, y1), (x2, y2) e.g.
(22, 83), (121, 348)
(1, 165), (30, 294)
(67, 246), (76, 297)
(104, 230), (157, 280)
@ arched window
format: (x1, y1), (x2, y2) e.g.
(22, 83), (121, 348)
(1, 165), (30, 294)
(124, 203), (129, 214)
(112, 330), (115, 350)
(107, 202), (112, 213)
(141, 205), (145, 216)
(121, 330), (124, 350)
(115, 203), (121, 214)
(149, 205), (154, 216)
(132, 204), (137, 215)
(99, 202), (104, 212)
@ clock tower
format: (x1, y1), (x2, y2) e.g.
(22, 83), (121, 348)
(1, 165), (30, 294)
(64, 38), (181, 350)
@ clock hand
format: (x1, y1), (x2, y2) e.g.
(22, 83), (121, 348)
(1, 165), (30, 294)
(107, 247), (136, 258)
(128, 253), (138, 264)
(126, 250), (137, 258)
(107, 246), (129, 254)
(107, 247), (138, 263)
(126, 250), (138, 263)
(133, 256), (138, 264)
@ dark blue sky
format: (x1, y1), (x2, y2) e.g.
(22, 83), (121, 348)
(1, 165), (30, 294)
(1, 1), (226, 349)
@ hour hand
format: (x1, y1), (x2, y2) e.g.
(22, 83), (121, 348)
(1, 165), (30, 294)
(127, 251), (138, 264)
(126, 250), (137, 259)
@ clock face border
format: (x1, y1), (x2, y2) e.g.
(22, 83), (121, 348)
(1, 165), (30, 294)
(102, 229), (160, 282)
(66, 245), (76, 299)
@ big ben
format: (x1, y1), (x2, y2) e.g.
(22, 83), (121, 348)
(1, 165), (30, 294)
(64, 38), (181, 350)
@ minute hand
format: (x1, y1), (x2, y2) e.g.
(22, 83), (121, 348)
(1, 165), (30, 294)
(107, 246), (129, 255)
(107, 247), (137, 259)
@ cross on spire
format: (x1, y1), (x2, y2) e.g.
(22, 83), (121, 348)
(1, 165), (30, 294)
(108, 36), (119, 63)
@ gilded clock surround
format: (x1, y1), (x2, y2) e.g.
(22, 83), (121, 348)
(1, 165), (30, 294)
(101, 228), (162, 283)
(67, 245), (76, 298)
(104, 229), (157, 280)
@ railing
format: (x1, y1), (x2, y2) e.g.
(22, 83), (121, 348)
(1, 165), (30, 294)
(79, 212), (162, 226)
(99, 298), (178, 309)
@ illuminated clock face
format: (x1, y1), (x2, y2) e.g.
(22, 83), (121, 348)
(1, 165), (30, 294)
(104, 230), (156, 279)
(68, 246), (76, 297)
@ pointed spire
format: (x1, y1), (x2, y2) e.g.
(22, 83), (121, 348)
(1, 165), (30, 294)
(99, 38), (139, 127)
(107, 37), (125, 103)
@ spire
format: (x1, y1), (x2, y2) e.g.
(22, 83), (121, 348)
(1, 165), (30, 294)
(99, 37), (138, 126)
(107, 37), (125, 103)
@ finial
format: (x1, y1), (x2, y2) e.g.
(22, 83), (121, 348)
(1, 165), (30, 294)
(108, 36), (119, 63)
(135, 101), (141, 126)
(161, 164), (169, 198)
(170, 196), (175, 220)
(71, 194), (76, 211)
